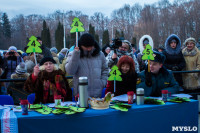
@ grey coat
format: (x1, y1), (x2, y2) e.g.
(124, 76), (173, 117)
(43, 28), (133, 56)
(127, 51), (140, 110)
(65, 50), (108, 97)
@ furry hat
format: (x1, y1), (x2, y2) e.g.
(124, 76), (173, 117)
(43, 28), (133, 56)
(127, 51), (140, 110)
(8, 46), (17, 52)
(78, 33), (95, 47)
(39, 57), (56, 66)
(184, 37), (196, 46)
(152, 51), (166, 64)
(16, 62), (27, 75)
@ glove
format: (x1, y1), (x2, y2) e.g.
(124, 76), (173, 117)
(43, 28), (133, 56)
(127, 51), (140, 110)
(172, 66), (179, 71)
(145, 71), (152, 87)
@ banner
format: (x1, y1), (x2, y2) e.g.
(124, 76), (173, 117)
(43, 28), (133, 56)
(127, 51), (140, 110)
(1, 108), (18, 133)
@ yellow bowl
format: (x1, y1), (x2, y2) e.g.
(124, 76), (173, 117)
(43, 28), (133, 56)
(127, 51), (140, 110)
(89, 98), (111, 109)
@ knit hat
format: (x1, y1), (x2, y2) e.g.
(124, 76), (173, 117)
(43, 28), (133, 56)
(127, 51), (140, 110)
(21, 53), (28, 58)
(78, 33), (95, 47)
(184, 37), (196, 46)
(8, 46), (17, 52)
(16, 62), (27, 75)
(39, 57), (56, 66)
(60, 48), (68, 53)
(50, 47), (58, 54)
(151, 51), (166, 64)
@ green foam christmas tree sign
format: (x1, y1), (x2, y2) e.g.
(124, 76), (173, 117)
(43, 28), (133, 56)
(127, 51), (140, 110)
(108, 65), (122, 81)
(70, 17), (85, 33)
(26, 36), (42, 53)
(142, 44), (154, 60)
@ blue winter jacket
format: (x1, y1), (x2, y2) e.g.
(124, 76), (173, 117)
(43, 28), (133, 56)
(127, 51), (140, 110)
(137, 67), (179, 97)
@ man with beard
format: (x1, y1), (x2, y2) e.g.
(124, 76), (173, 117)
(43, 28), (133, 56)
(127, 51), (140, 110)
(65, 33), (108, 98)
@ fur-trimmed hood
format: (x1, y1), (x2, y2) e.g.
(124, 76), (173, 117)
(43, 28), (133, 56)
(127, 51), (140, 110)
(139, 35), (154, 54)
(165, 34), (181, 55)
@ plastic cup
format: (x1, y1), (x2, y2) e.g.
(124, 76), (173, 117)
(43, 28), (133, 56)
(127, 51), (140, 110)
(20, 99), (29, 115)
(54, 95), (64, 106)
(161, 90), (171, 102)
(127, 91), (134, 104)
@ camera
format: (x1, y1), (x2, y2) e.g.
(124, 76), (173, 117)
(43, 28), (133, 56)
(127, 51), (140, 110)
(9, 51), (15, 55)
(110, 38), (123, 50)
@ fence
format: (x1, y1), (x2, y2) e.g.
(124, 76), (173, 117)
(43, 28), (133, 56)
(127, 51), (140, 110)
(0, 70), (200, 82)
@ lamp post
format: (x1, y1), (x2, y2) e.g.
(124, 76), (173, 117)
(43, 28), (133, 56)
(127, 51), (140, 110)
(63, 11), (66, 48)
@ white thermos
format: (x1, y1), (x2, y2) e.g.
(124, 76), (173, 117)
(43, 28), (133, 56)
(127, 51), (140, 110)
(136, 88), (144, 105)
(78, 77), (89, 108)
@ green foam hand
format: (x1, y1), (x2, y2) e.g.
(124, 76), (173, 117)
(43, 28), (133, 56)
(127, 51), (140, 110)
(30, 104), (42, 109)
(169, 97), (190, 103)
(69, 106), (86, 113)
(26, 36), (42, 53)
(52, 109), (65, 114)
(108, 65), (122, 81)
(70, 17), (85, 33)
(144, 97), (165, 105)
(110, 105), (128, 112)
(35, 106), (52, 115)
(142, 44), (154, 60)
(55, 105), (69, 109)
(65, 110), (76, 115)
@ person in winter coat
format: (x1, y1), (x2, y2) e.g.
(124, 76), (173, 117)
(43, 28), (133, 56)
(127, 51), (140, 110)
(24, 57), (72, 103)
(3, 46), (23, 79)
(102, 45), (111, 57)
(105, 55), (137, 96)
(137, 35), (154, 71)
(50, 47), (60, 65)
(182, 37), (200, 98)
(58, 48), (69, 64)
(106, 40), (139, 73)
(162, 34), (186, 87)
(137, 51), (179, 97)
(65, 33), (108, 98)
(7, 62), (30, 105)
(0, 55), (5, 95)
(37, 37), (52, 58)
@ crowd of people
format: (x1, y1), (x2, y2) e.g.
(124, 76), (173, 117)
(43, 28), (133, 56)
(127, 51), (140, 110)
(0, 33), (199, 104)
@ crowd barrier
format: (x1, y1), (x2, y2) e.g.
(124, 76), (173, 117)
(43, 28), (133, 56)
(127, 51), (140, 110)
(0, 70), (200, 82)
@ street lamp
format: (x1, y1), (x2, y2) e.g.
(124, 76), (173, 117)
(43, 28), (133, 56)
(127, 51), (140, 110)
(63, 11), (66, 48)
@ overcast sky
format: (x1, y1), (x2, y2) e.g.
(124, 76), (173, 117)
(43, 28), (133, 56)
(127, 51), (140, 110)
(0, 0), (174, 19)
